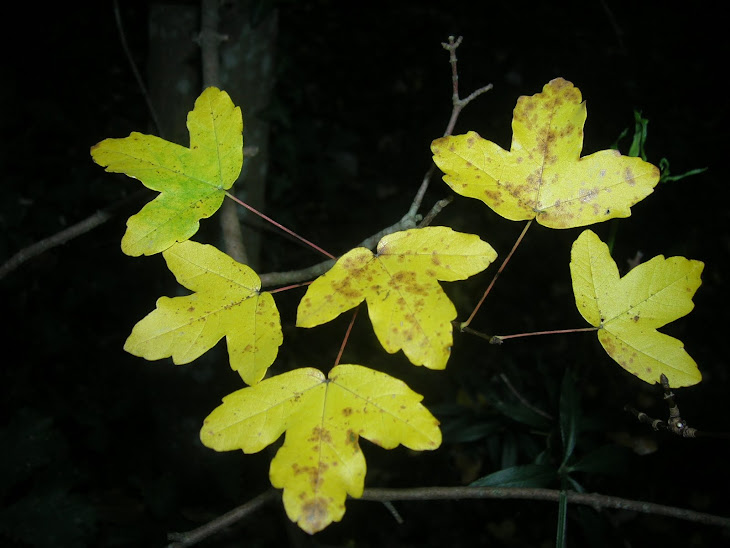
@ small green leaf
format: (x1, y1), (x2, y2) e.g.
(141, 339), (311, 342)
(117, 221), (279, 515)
(471, 464), (557, 488)
(566, 445), (632, 476)
(658, 157), (707, 183)
(442, 421), (501, 444)
(485, 393), (552, 430)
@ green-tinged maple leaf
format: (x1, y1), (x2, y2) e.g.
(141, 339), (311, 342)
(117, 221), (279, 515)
(431, 78), (660, 228)
(296, 227), (497, 370)
(124, 240), (281, 385)
(570, 230), (703, 387)
(201, 364), (441, 534)
(91, 87), (243, 256)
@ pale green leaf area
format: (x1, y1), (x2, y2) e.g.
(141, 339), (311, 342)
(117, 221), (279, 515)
(91, 87), (243, 256)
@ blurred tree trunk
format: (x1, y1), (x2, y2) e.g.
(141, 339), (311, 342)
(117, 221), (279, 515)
(147, 1), (277, 270)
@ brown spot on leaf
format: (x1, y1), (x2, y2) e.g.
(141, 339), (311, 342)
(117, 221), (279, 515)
(624, 167), (636, 186)
(346, 429), (358, 446)
(484, 189), (504, 207)
(342, 407), (353, 416)
(300, 497), (330, 533)
(308, 426), (333, 445)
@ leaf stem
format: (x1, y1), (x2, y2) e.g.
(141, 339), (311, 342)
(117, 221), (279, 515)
(334, 306), (359, 367)
(461, 219), (533, 329)
(224, 191), (336, 260)
(267, 281), (311, 295)
(489, 326), (600, 344)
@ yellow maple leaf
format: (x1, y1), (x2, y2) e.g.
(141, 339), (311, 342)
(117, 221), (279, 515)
(91, 87), (242, 256)
(200, 364), (441, 534)
(124, 240), (282, 385)
(431, 78), (660, 228)
(570, 230), (703, 387)
(296, 227), (497, 370)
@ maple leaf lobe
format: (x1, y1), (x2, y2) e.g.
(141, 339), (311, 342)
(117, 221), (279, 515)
(432, 78), (660, 229)
(570, 230), (703, 387)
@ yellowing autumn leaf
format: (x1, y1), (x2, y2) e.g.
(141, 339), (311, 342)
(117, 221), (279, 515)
(431, 78), (660, 229)
(201, 364), (441, 534)
(570, 230), (703, 387)
(91, 87), (243, 256)
(296, 227), (497, 370)
(124, 240), (281, 385)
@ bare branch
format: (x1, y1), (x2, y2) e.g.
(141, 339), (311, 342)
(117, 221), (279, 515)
(441, 35), (493, 137)
(259, 36), (491, 287)
(166, 490), (278, 548)
(359, 486), (730, 529)
(165, 484), (730, 546)
(0, 190), (145, 281)
(625, 374), (730, 440)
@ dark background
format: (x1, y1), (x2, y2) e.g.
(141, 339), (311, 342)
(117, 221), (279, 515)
(2, 1), (729, 546)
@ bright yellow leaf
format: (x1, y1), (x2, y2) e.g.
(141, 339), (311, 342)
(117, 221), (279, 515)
(124, 240), (281, 385)
(200, 364), (441, 534)
(296, 227), (497, 370)
(570, 230), (703, 387)
(91, 87), (243, 256)
(431, 78), (660, 228)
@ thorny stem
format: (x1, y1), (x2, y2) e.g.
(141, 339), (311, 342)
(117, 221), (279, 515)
(225, 192), (335, 260)
(461, 219), (533, 329)
(166, 485), (730, 546)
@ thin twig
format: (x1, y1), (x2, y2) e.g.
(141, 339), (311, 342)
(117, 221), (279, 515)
(1, 2), (163, 281)
(441, 36), (493, 137)
(166, 484), (730, 546)
(0, 190), (146, 280)
(113, 0), (163, 136)
(359, 486), (730, 529)
(419, 196), (454, 228)
(1, 210), (109, 280)
(500, 373), (554, 420)
(625, 374), (730, 440)
(166, 490), (278, 548)
(259, 36), (490, 288)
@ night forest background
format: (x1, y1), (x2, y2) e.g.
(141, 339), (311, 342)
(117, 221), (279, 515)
(2, 1), (730, 547)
